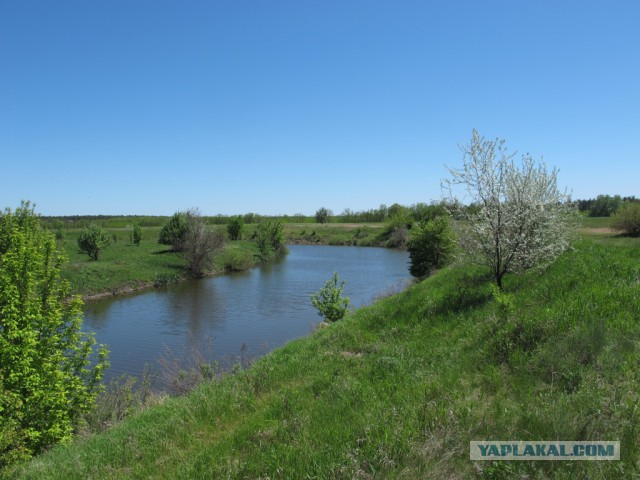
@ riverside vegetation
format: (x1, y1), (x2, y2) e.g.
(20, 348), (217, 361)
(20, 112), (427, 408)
(4, 228), (639, 479)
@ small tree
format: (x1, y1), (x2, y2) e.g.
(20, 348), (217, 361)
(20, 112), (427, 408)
(311, 273), (350, 323)
(77, 224), (111, 260)
(315, 207), (332, 224)
(180, 209), (225, 277)
(255, 220), (286, 262)
(611, 202), (640, 237)
(131, 223), (142, 246)
(444, 130), (578, 290)
(0, 202), (108, 467)
(158, 212), (188, 251)
(408, 216), (456, 278)
(227, 216), (244, 241)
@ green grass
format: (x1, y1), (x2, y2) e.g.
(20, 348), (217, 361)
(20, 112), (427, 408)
(284, 222), (388, 246)
(56, 222), (387, 298)
(58, 226), (259, 298)
(6, 235), (640, 479)
(580, 215), (613, 228)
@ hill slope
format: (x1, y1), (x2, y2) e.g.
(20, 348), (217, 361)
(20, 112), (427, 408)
(5, 238), (640, 479)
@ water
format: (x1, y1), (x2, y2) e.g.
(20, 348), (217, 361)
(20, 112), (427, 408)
(83, 245), (410, 387)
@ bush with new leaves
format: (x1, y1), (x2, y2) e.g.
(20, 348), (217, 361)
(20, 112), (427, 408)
(407, 216), (456, 278)
(227, 216), (244, 240)
(0, 202), (108, 467)
(311, 273), (350, 323)
(611, 202), (640, 237)
(77, 224), (111, 260)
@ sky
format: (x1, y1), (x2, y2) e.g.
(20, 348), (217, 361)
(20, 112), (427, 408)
(1, 0), (638, 216)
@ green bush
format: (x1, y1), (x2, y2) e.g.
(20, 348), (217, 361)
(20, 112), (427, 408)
(131, 223), (142, 246)
(0, 202), (108, 467)
(158, 212), (188, 251)
(311, 272), (350, 322)
(77, 224), (111, 260)
(407, 216), (456, 278)
(611, 202), (640, 237)
(255, 220), (286, 262)
(227, 216), (244, 240)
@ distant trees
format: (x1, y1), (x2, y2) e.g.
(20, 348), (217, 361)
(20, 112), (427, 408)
(0, 202), (108, 467)
(77, 224), (111, 260)
(444, 129), (578, 290)
(227, 216), (244, 241)
(315, 207), (332, 224)
(311, 273), (350, 323)
(408, 216), (456, 278)
(611, 202), (640, 237)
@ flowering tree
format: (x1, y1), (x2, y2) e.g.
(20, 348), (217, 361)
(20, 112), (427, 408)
(443, 130), (578, 290)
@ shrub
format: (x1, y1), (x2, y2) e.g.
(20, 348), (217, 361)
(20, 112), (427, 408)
(227, 216), (244, 240)
(311, 272), (350, 323)
(0, 202), (108, 467)
(158, 212), (188, 251)
(315, 207), (332, 224)
(255, 220), (286, 262)
(77, 224), (111, 260)
(131, 223), (142, 246)
(611, 202), (640, 237)
(407, 216), (456, 278)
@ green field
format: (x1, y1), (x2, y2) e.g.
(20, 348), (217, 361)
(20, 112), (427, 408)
(7, 229), (640, 479)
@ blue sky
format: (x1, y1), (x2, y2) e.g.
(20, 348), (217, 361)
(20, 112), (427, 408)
(1, 0), (638, 216)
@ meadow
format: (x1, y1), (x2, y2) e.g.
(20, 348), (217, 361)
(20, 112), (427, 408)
(6, 225), (639, 479)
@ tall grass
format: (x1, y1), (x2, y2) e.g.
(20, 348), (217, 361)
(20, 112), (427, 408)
(5, 236), (640, 479)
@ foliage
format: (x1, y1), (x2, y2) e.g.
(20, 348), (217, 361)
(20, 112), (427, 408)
(158, 212), (188, 251)
(226, 216), (244, 241)
(255, 220), (286, 262)
(611, 202), (640, 237)
(314, 207), (332, 224)
(77, 224), (111, 260)
(588, 194), (622, 217)
(131, 223), (142, 246)
(310, 272), (350, 322)
(407, 216), (456, 278)
(444, 129), (579, 289)
(180, 209), (225, 278)
(0, 202), (108, 468)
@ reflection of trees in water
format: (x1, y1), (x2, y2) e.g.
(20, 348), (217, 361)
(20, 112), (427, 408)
(164, 279), (224, 339)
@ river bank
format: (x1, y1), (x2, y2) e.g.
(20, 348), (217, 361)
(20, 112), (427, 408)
(7, 234), (639, 478)
(58, 223), (389, 300)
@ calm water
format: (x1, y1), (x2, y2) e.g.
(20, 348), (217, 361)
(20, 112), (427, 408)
(83, 245), (410, 387)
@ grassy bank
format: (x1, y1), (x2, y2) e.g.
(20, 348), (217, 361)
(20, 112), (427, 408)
(58, 226), (261, 298)
(6, 232), (639, 478)
(57, 222), (388, 299)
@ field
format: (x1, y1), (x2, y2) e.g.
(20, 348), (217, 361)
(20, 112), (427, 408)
(6, 226), (640, 479)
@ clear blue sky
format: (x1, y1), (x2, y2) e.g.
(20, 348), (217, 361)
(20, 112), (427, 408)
(1, 0), (638, 216)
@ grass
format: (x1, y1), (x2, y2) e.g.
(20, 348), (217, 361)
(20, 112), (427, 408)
(284, 222), (389, 246)
(58, 226), (259, 298)
(57, 223), (388, 298)
(5, 232), (640, 479)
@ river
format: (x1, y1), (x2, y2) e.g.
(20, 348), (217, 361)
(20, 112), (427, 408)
(83, 245), (410, 388)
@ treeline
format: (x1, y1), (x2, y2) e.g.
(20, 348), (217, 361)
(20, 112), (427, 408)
(575, 194), (639, 217)
(40, 202), (465, 229)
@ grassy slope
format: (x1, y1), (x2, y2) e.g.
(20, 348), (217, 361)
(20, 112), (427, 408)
(7, 235), (639, 479)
